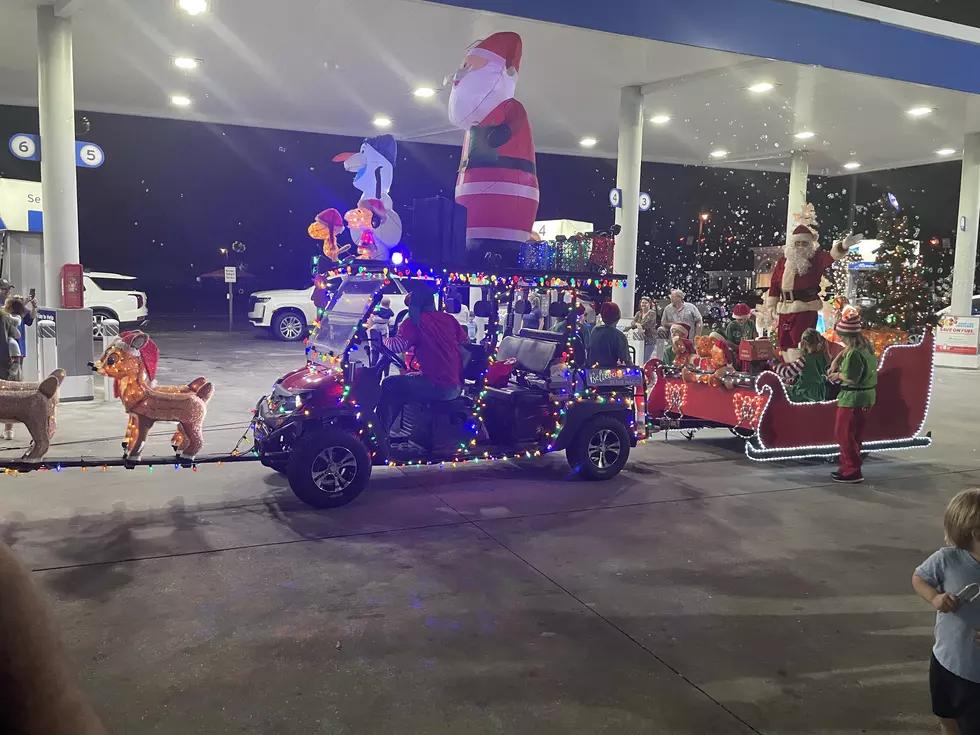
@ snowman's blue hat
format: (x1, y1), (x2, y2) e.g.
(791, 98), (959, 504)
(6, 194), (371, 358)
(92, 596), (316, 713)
(364, 134), (397, 168)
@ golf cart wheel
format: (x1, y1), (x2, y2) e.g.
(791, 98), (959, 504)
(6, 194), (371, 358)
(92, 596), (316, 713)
(567, 415), (631, 481)
(287, 428), (371, 508)
(272, 309), (306, 342)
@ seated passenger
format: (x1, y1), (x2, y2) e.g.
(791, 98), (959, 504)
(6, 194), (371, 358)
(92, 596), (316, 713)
(378, 283), (468, 448)
(587, 303), (631, 368)
(662, 323), (695, 367)
(775, 328), (831, 402)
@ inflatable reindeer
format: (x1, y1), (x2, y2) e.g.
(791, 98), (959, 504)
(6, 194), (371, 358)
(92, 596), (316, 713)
(93, 331), (213, 460)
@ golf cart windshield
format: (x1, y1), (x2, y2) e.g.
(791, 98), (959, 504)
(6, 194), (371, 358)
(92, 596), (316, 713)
(310, 277), (383, 359)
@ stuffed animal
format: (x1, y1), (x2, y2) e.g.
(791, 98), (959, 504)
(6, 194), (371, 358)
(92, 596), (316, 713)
(705, 331), (736, 388)
(344, 199), (388, 259)
(94, 331), (213, 460)
(309, 208), (349, 262)
(0, 370), (65, 459)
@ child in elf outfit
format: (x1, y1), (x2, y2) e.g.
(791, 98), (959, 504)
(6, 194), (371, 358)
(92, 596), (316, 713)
(662, 323), (695, 367)
(724, 304), (757, 372)
(775, 328), (830, 403)
(827, 311), (877, 483)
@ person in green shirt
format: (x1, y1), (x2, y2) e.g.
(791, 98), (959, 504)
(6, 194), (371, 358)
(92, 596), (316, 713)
(775, 328), (830, 402)
(827, 311), (877, 484)
(587, 302), (631, 368)
(724, 303), (758, 371)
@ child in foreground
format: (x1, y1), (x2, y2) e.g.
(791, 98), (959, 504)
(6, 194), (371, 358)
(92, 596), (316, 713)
(775, 328), (831, 403)
(826, 311), (877, 483)
(913, 489), (980, 735)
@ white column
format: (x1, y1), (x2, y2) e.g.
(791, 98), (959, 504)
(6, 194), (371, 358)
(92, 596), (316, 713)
(951, 132), (980, 316)
(37, 4), (80, 305)
(612, 86), (643, 317)
(786, 151), (809, 237)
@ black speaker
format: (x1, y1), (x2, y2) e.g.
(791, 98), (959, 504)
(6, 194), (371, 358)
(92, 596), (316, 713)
(411, 196), (466, 267)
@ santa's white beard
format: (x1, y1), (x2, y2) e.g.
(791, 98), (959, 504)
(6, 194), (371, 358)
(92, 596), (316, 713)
(448, 66), (517, 129)
(784, 244), (815, 277)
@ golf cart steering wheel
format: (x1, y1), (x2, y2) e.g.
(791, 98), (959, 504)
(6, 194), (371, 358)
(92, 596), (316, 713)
(371, 332), (408, 371)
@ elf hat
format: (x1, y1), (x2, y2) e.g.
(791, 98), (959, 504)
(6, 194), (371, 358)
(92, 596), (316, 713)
(732, 303), (751, 318)
(710, 330), (727, 343)
(599, 301), (621, 323)
(116, 330), (160, 382)
(836, 311), (863, 335)
(669, 323), (690, 338)
(469, 31), (523, 72)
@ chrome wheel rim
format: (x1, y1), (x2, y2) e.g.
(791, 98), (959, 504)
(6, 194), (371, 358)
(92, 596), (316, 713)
(587, 429), (621, 470)
(92, 315), (106, 338)
(310, 446), (357, 493)
(279, 314), (303, 340)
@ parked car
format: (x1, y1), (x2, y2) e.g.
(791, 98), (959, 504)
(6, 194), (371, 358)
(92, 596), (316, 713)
(249, 277), (408, 342)
(84, 272), (149, 338)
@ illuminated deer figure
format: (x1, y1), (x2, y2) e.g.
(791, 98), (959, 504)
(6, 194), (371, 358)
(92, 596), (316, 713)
(93, 331), (213, 460)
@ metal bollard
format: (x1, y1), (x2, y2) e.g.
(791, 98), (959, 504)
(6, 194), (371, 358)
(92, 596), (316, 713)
(99, 319), (120, 402)
(37, 318), (57, 380)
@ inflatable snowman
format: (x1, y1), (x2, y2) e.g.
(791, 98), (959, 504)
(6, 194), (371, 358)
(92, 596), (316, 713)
(333, 134), (402, 259)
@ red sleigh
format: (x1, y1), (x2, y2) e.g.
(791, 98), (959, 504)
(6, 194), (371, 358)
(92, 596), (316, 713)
(645, 331), (934, 461)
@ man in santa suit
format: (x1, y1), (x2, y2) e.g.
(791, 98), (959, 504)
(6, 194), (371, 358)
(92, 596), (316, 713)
(448, 31), (538, 268)
(764, 221), (861, 353)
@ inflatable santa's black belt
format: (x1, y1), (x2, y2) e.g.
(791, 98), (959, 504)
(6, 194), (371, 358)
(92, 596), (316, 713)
(465, 156), (537, 174)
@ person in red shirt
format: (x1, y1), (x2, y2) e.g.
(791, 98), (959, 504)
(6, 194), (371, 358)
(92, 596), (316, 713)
(379, 283), (468, 447)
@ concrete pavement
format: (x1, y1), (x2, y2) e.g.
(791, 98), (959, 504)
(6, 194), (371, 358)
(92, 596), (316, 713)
(0, 329), (975, 733)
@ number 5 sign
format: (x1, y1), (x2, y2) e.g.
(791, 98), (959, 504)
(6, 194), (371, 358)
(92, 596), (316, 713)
(75, 141), (105, 168)
(9, 134), (40, 162)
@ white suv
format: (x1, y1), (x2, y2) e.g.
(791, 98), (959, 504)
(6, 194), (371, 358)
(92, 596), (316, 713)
(84, 272), (149, 337)
(249, 279), (409, 342)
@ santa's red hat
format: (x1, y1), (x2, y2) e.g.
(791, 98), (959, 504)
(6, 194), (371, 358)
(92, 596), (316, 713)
(469, 31), (522, 72)
(669, 323), (690, 338)
(732, 303), (751, 318)
(116, 331), (159, 382)
(790, 223), (815, 242)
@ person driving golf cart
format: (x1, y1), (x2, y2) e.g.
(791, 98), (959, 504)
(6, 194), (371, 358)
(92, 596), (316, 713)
(377, 282), (468, 453)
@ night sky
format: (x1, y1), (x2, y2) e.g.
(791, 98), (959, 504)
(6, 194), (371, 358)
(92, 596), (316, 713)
(0, 104), (964, 315)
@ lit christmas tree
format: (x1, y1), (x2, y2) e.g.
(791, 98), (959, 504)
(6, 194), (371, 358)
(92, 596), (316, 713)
(861, 197), (937, 333)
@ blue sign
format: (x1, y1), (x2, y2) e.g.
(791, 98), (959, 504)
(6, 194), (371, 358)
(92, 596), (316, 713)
(638, 192), (652, 211)
(75, 141), (105, 168)
(887, 192), (900, 210)
(8, 134), (40, 162)
(608, 188), (622, 209)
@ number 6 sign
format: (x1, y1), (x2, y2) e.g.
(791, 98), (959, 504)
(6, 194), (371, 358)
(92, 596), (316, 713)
(8, 134), (40, 162)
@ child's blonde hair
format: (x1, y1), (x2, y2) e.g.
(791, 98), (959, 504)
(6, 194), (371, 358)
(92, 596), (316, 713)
(840, 332), (875, 356)
(3, 296), (26, 318)
(945, 489), (980, 549)
(799, 328), (827, 358)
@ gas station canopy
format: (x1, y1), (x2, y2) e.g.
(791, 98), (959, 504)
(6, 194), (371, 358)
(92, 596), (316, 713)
(2, 0), (980, 174)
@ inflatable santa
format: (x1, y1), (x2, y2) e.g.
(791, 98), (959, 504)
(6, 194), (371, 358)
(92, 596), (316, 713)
(764, 206), (861, 352)
(448, 31), (538, 267)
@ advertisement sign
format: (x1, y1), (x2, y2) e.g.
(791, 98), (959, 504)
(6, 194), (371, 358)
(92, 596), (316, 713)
(936, 315), (980, 368)
(0, 179), (43, 233)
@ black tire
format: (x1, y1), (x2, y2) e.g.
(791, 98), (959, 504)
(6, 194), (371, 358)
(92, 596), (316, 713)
(92, 309), (118, 339)
(286, 428), (371, 508)
(566, 415), (631, 481)
(272, 309), (307, 342)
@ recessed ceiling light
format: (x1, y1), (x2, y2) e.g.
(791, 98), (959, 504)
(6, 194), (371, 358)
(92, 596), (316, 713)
(936, 148), (957, 156)
(747, 82), (775, 94)
(372, 116), (392, 128)
(171, 56), (201, 71)
(794, 131), (815, 140)
(177, 0), (209, 16)
(650, 115), (670, 125)
(579, 137), (597, 148)
(413, 87), (436, 99)
(906, 106), (933, 118)
(709, 149), (728, 159)
(843, 161), (861, 169)
(170, 94), (192, 107)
